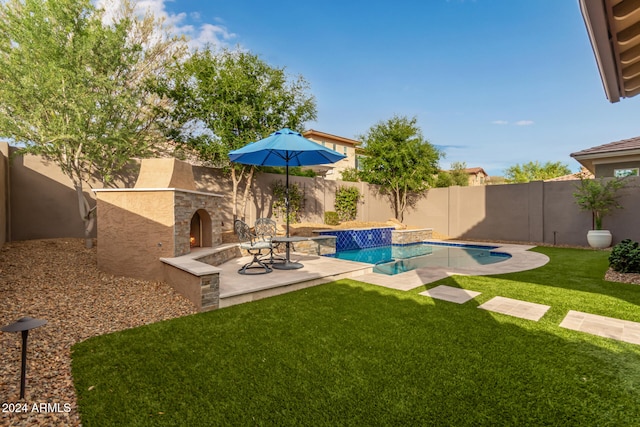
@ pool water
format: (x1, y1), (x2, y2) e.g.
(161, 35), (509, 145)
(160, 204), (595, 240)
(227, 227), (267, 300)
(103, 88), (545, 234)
(327, 242), (511, 275)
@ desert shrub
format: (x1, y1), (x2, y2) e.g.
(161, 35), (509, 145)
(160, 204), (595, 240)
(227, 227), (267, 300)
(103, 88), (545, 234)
(609, 239), (640, 273)
(335, 186), (360, 221)
(324, 211), (340, 226)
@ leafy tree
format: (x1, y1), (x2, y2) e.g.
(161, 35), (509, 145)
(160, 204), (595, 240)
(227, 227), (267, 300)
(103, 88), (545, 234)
(435, 171), (454, 188)
(450, 161), (470, 186)
(505, 161), (571, 183)
(573, 175), (627, 230)
(0, 0), (186, 247)
(488, 176), (507, 185)
(436, 161), (469, 187)
(358, 115), (441, 222)
(340, 167), (360, 182)
(157, 49), (317, 222)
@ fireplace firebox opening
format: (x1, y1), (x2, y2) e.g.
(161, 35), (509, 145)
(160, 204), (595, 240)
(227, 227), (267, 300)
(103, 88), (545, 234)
(190, 209), (212, 249)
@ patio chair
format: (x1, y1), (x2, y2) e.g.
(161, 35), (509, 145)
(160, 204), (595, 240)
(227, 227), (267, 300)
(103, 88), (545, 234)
(234, 219), (273, 274)
(254, 217), (284, 264)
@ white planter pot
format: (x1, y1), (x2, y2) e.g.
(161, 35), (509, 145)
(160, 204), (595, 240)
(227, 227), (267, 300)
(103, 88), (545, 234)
(587, 230), (612, 249)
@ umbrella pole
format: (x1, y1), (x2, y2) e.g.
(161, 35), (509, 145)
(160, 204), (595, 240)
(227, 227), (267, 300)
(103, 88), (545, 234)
(273, 161), (302, 270)
(285, 162), (290, 239)
(285, 163), (291, 262)
(284, 161), (294, 267)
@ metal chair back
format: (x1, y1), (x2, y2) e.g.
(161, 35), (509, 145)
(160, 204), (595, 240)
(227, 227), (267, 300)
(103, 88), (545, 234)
(255, 218), (277, 241)
(234, 219), (254, 244)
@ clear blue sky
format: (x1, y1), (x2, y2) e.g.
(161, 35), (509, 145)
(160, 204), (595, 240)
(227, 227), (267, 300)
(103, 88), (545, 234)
(140, 0), (640, 176)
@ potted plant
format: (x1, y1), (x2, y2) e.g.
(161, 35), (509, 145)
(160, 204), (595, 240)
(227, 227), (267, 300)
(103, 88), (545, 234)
(573, 174), (627, 248)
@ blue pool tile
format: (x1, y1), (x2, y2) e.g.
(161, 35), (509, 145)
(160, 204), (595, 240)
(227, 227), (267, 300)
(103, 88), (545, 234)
(318, 227), (393, 251)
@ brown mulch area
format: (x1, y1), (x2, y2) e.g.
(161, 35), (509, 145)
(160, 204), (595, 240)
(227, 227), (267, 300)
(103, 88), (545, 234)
(0, 239), (197, 427)
(605, 269), (640, 285)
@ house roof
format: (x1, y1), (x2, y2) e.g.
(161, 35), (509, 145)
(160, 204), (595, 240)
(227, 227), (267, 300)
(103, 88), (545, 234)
(580, 0), (640, 102)
(570, 136), (640, 174)
(544, 168), (594, 182)
(570, 136), (640, 157)
(464, 167), (488, 176)
(303, 129), (361, 147)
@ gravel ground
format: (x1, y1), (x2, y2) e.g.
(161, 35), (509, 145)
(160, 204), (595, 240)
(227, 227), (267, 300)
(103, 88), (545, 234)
(605, 268), (640, 285)
(0, 239), (197, 427)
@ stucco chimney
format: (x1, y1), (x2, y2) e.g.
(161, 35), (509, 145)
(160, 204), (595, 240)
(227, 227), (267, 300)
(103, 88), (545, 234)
(134, 158), (196, 190)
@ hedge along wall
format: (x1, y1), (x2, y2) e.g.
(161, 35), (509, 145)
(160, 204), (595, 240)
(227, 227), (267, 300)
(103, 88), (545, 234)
(5, 149), (640, 247)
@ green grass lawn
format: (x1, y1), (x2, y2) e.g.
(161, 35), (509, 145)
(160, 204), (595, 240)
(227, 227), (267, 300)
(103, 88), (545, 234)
(72, 247), (640, 426)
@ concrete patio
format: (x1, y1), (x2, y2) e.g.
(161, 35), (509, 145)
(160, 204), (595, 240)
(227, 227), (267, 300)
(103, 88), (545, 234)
(219, 241), (549, 306)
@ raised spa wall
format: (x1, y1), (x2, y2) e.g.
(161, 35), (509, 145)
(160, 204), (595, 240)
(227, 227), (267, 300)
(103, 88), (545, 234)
(307, 227), (434, 254)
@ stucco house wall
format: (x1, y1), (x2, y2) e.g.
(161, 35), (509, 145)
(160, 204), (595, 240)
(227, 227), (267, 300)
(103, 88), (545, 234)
(303, 130), (360, 180)
(595, 160), (640, 177)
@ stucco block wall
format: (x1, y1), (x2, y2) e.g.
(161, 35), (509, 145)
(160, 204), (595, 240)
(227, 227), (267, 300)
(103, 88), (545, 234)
(9, 149), (99, 240)
(0, 143), (8, 246)
(542, 181), (589, 246)
(6, 150), (640, 248)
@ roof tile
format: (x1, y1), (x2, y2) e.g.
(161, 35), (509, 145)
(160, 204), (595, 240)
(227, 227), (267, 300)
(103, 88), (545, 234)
(571, 136), (640, 157)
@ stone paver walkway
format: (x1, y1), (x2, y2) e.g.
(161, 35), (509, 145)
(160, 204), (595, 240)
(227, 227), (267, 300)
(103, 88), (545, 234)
(478, 296), (551, 321)
(420, 289), (640, 345)
(419, 285), (481, 304)
(560, 310), (640, 345)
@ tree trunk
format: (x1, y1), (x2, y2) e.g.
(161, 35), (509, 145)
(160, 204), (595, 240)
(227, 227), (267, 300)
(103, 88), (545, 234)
(231, 165), (255, 225)
(240, 166), (255, 222)
(231, 166), (240, 224)
(75, 183), (95, 249)
(399, 184), (409, 223)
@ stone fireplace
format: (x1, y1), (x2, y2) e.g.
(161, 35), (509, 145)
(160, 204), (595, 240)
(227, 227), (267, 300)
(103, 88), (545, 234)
(94, 158), (223, 282)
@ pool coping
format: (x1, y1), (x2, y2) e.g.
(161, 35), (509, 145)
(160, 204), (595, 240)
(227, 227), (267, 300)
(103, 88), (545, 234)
(348, 240), (550, 291)
(216, 240), (550, 308)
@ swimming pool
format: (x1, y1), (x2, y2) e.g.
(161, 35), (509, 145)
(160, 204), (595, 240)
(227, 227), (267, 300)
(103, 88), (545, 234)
(327, 242), (511, 275)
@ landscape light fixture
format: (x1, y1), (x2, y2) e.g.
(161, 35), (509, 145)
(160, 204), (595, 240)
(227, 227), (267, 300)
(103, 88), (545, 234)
(1, 317), (47, 400)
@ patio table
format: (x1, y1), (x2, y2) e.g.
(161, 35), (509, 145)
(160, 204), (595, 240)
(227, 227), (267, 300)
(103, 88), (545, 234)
(271, 236), (309, 270)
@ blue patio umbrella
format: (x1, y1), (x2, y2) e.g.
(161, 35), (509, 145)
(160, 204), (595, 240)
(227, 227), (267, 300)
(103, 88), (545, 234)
(229, 128), (346, 269)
